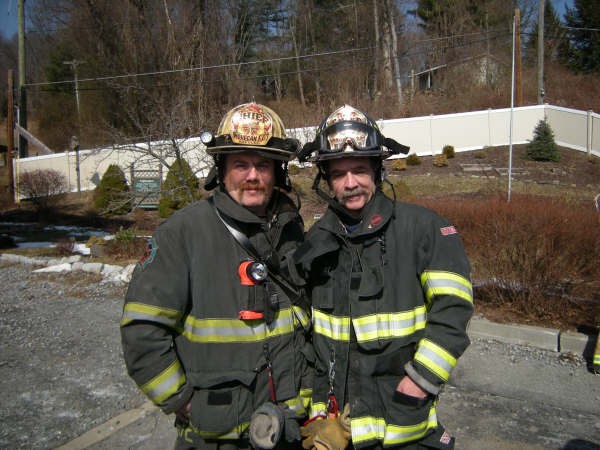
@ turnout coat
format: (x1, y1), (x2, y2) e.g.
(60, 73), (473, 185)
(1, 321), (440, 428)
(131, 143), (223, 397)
(121, 189), (312, 442)
(293, 191), (473, 448)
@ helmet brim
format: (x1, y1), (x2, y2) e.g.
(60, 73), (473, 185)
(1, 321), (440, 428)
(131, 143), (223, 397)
(207, 145), (294, 161)
(309, 148), (392, 162)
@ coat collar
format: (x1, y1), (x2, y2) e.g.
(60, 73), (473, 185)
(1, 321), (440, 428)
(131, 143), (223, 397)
(316, 191), (394, 238)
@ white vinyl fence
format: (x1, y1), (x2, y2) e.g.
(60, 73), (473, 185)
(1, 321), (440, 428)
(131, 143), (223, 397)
(12, 104), (600, 199)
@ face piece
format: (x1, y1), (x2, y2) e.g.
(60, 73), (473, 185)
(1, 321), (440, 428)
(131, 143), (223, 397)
(222, 152), (275, 216)
(327, 157), (377, 217)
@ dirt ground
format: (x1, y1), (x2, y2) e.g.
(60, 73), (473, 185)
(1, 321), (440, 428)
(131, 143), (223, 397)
(389, 144), (600, 188)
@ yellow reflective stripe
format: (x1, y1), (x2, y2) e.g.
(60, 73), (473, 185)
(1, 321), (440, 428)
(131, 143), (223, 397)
(183, 307), (295, 343)
(421, 271), (473, 304)
(594, 353), (600, 365)
(283, 392), (308, 416)
(353, 307), (427, 342)
(313, 308), (426, 343)
(312, 308), (351, 341)
(292, 305), (311, 329)
(140, 360), (186, 405)
(187, 421), (250, 439)
(309, 402), (327, 419)
(351, 406), (437, 446)
(120, 302), (182, 328)
(299, 388), (313, 411)
(414, 339), (456, 382)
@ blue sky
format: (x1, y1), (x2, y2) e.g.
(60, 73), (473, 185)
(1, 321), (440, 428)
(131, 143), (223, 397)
(0, 0), (575, 40)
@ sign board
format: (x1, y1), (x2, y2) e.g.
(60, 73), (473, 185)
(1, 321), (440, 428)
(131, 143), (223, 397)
(132, 176), (161, 209)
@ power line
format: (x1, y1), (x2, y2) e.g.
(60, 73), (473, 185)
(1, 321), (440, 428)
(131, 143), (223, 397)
(24, 45), (375, 88)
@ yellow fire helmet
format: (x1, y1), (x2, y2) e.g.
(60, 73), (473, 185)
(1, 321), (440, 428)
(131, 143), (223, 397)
(205, 103), (300, 161)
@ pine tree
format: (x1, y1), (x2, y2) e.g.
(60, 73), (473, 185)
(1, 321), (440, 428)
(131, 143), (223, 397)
(158, 159), (200, 218)
(94, 164), (131, 216)
(564, 0), (600, 72)
(525, 0), (570, 66)
(525, 118), (560, 162)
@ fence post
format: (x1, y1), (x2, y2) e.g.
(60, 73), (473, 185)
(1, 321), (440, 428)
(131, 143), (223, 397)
(587, 110), (593, 159)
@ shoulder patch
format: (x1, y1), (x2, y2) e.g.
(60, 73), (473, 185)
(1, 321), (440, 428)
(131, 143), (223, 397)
(440, 225), (458, 236)
(139, 237), (158, 269)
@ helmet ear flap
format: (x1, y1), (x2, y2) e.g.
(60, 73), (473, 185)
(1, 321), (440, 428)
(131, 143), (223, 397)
(275, 162), (292, 191)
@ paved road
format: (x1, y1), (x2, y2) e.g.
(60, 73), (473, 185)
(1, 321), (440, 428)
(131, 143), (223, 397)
(440, 338), (600, 449)
(63, 337), (600, 450)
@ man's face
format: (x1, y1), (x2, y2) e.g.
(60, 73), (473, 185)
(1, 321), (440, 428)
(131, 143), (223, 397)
(327, 157), (376, 216)
(222, 152), (275, 215)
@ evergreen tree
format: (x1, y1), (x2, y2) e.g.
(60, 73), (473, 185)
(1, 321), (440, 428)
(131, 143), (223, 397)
(525, 118), (560, 162)
(525, 0), (570, 66)
(94, 164), (131, 216)
(158, 159), (200, 218)
(564, 0), (600, 72)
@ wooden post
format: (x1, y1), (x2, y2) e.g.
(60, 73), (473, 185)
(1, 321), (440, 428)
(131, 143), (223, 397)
(515, 8), (523, 107)
(7, 70), (15, 204)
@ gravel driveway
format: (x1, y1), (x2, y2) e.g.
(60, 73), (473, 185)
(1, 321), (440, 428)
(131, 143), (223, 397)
(0, 262), (144, 449)
(1, 260), (599, 450)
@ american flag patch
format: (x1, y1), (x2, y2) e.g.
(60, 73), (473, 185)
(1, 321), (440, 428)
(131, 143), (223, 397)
(440, 431), (452, 445)
(440, 226), (457, 236)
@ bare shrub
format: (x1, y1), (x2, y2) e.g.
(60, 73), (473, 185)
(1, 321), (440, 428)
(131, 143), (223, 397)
(417, 193), (600, 329)
(103, 228), (148, 262)
(19, 169), (69, 212)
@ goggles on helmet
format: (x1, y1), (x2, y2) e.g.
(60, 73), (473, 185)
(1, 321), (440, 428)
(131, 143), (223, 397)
(319, 121), (383, 154)
(299, 122), (409, 162)
(298, 105), (409, 162)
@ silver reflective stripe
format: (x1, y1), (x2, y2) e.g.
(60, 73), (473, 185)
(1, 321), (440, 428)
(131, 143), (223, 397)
(352, 308), (427, 342)
(351, 407), (437, 446)
(312, 308), (350, 341)
(183, 308), (295, 343)
(421, 271), (473, 303)
(141, 360), (186, 405)
(121, 302), (181, 328)
(414, 339), (456, 381)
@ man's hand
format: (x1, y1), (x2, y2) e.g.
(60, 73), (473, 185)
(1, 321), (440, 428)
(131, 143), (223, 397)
(175, 402), (191, 425)
(396, 376), (428, 398)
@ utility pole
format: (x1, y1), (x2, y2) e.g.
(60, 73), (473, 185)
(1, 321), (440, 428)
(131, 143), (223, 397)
(63, 59), (85, 193)
(7, 70), (15, 204)
(514, 8), (523, 107)
(537, 0), (545, 104)
(17, 0), (27, 158)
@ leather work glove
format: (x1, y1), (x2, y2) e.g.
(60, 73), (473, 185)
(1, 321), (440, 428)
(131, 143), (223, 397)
(301, 404), (351, 450)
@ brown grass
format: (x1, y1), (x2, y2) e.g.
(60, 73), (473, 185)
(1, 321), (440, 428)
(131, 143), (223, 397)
(416, 193), (600, 332)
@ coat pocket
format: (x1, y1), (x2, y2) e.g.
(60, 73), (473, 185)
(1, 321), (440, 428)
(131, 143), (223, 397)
(189, 384), (253, 435)
(377, 376), (433, 428)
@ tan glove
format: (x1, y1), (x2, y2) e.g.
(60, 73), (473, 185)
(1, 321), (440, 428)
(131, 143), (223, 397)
(301, 404), (351, 450)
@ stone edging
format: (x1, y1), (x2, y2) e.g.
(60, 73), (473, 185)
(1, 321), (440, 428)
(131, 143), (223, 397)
(0, 252), (593, 356)
(0, 252), (135, 284)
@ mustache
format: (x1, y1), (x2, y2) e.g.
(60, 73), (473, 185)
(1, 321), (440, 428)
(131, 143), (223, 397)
(339, 188), (368, 201)
(240, 182), (266, 192)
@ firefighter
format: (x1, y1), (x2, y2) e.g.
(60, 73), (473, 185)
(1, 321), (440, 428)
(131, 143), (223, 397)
(121, 103), (313, 450)
(292, 105), (474, 449)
